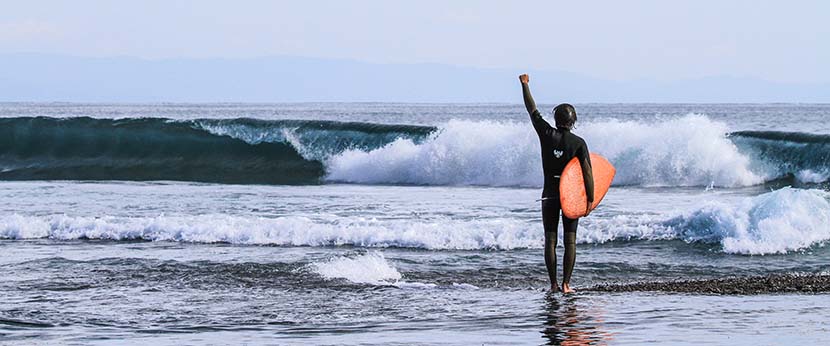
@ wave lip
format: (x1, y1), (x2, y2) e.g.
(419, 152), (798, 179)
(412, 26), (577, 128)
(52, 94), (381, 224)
(195, 118), (435, 162)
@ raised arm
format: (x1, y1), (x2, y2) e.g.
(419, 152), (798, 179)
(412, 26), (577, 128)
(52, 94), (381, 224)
(519, 74), (552, 135)
(519, 74), (537, 114)
(577, 142), (595, 214)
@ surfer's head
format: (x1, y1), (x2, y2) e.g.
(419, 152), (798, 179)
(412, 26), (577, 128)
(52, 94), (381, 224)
(553, 103), (577, 130)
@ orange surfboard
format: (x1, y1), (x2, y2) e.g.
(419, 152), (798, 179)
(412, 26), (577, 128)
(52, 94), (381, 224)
(559, 153), (615, 219)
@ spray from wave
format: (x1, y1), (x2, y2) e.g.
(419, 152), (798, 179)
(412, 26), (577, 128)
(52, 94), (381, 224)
(327, 115), (769, 187)
(326, 120), (542, 186)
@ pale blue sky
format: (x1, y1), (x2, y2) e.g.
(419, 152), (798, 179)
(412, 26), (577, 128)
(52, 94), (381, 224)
(1, 0), (828, 84)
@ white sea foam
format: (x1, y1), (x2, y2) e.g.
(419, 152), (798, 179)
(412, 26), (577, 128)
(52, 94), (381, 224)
(580, 115), (763, 186)
(310, 252), (402, 285)
(2, 187), (827, 255)
(0, 214), (541, 250)
(326, 115), (763, 187)
(327, 120), (542, 186)
(0, 214), (51, 239)
(309, 252), (478, 289)
(577, 188), (830, 254)
(796, 169), (830, 184)
(657, 187), (830, 254)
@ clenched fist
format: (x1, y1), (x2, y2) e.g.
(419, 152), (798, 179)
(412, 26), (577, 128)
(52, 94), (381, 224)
(519, 74), (529, 84)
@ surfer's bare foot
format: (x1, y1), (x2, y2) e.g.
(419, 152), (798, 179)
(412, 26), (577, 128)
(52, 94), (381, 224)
(550, 285), (561, 292)
(562, 282), (575, 294)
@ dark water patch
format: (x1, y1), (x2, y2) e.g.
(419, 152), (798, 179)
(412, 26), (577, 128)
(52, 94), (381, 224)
(135, 325), (268, 334)
(6, 256), (335, 292)
(32, 283), (95, 292)
(0, 318), (54, 328)
(730, 130), (830, 144)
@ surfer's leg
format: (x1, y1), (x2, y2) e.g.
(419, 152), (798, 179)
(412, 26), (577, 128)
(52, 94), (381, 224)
(562, 216), (578, 293)
(542, 199), (560, 291)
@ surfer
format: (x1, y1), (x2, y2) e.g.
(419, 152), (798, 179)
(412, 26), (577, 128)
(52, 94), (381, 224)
(519, 73), (594, 294)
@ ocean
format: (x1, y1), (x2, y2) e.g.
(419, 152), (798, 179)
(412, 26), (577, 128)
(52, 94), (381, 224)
(1, 103), (829, 345)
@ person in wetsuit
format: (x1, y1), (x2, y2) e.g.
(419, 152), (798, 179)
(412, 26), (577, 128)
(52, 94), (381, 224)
(519, 73), (594, 293)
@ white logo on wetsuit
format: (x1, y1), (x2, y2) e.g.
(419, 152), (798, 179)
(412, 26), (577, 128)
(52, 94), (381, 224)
(553, 149), (563, 158)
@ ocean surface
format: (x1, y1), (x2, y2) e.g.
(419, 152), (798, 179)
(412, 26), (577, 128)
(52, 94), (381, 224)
(1, 103), (829, 345)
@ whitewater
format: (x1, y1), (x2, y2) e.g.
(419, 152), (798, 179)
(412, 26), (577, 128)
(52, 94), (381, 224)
(2, 186), (828, 255)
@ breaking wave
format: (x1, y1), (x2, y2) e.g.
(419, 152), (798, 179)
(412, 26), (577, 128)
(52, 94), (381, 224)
(595, 187), (830, 255)
(2, 187), (828, 255)
(1, 115), (828, 186)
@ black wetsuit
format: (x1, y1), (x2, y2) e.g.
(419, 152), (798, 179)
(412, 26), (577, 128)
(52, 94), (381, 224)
(522, 82), (594, 288)
(529, 109), (594, 201)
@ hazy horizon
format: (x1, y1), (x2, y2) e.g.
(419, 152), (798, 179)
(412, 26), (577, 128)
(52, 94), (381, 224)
(2, 53), (829, 103)
(2, 1), (828, 102)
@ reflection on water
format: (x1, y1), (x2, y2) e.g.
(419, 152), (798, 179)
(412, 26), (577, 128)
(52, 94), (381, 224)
(541, 293), (614, 345)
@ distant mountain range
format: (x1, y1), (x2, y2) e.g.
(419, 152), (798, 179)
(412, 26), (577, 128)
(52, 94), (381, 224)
(1, 53), (827, 103)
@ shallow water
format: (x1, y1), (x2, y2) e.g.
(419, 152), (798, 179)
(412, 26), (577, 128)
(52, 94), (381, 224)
(3, 239), (830, 345)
